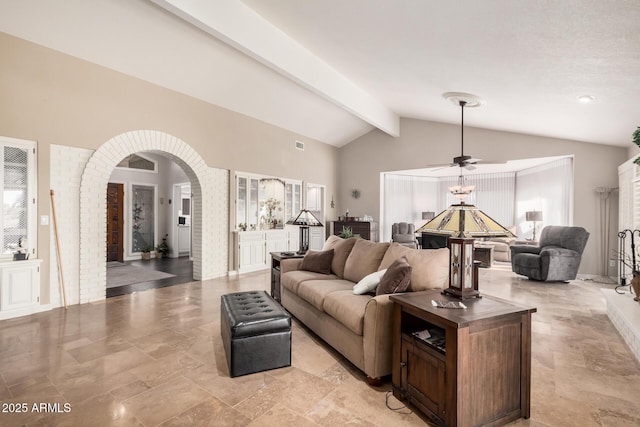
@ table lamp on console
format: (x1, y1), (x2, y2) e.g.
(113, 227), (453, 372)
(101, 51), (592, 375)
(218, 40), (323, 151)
(286, 209), (323, 254)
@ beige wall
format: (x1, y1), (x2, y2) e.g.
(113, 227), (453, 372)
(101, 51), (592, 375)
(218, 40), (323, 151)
(0, 33), (339, 297)
(339, 118), (628, 275)
(0, 29), (631, 286)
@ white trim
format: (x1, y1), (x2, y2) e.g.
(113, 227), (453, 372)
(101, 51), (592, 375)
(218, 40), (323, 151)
(0, 303), (52, 321)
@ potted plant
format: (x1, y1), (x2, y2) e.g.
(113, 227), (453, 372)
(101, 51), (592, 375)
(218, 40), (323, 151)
(140, 245), (153, 260)
(155, 234), (169, 258)
(339, 226), (360, 239)
(13, 237), (29, 260)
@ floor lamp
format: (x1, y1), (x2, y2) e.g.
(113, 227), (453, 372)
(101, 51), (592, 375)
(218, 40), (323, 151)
(525, 210), (543, 241)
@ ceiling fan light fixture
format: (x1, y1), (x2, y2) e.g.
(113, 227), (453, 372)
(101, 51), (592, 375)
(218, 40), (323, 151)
(448, 175), (475, 201)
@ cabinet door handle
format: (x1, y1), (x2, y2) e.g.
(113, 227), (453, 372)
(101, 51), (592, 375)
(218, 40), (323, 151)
(400, 362), (406, 368)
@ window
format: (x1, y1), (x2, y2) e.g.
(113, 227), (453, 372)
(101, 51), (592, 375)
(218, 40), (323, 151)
(0, 137), (36, 258)
(116, 154), (157, 172)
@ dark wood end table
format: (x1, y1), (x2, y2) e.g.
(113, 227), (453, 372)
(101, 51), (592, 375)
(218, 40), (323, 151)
(390, 290), (536, 427)
(270, 252), (304, 302)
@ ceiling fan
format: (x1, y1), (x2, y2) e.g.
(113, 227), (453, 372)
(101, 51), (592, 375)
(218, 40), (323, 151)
(428, 92), (503, 171)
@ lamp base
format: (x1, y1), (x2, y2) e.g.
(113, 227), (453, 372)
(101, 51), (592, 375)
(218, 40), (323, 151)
(442, 288), (482, 300)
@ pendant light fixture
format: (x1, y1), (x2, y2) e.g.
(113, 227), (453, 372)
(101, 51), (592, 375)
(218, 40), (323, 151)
(417, 92), (515, 241)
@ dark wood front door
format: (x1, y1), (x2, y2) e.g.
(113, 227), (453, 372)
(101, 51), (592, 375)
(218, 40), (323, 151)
(106, 183), (124, 262)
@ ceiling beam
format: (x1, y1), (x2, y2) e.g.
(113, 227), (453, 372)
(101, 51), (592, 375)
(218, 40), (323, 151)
(150, 0), (400, 137)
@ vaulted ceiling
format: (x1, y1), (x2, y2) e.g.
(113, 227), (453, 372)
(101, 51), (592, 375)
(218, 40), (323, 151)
(1, 0), (638, 148)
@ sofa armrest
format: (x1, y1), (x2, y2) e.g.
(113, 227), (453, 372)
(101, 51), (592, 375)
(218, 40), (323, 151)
(540, 247), (581, 281)
(510, 244), (541, 256)
(280, 258), (303, 274)
(362, 294), (396, 379)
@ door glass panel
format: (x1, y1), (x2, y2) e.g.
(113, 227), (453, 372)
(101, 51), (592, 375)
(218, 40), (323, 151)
(131, 185), (154, 252)
(249, 178), (259, 227)
(237, 177), (247, 228)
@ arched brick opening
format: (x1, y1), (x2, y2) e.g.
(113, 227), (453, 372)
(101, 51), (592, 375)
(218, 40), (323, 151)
(78, 130), (221, 303)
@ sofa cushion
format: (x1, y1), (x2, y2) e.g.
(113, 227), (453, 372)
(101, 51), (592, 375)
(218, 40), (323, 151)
(281, 270), (338, 295)
(353, 269), (387, 295)
(380, 243), (449, 291)
(300, 249), (334, 274)
(323, 291), (371, 335)
(376, 256), (412, 295)
(343, 239), (390, 283)
(322, 236), (358, 278)
(297, 279), (354, 312)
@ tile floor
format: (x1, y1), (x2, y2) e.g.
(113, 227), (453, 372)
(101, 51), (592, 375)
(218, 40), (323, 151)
(0, 264), (639, 426)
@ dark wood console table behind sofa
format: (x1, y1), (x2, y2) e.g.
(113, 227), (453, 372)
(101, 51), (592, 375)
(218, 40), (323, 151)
(332, 220), (378, 242)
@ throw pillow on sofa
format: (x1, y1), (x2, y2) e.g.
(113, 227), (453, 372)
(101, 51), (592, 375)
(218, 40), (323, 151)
(322, 235), (358, 278)
(376, 256), (412, 295)
(300, 249), (334, 274)
(343, 239), (390, 283)
(353, 269), (387, 295)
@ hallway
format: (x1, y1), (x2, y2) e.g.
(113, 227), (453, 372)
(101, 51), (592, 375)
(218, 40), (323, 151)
(106, 256), (194, 298)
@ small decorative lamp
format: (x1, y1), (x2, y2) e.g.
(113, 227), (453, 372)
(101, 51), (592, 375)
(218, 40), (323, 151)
(525, 210), (543, 241)
(286, 209), (323, 254)
(443, 235), (480, 299)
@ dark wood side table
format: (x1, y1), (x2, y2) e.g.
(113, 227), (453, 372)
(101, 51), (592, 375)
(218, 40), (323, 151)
(390, 290), (536, 427)
(473, 245), (494, 268)
(270, 252), (304, 302)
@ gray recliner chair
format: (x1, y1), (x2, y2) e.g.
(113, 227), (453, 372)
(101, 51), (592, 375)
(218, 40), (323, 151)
(510, 226), (590, 281)
(391, 222), (418, 248)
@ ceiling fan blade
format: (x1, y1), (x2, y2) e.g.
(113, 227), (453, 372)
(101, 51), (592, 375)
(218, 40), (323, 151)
(474, 160), (507, 165)
(422, 162), (454, 168)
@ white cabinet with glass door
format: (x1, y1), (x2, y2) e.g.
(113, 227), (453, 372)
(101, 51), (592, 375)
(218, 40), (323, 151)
(0, 137), (40, 320)
(1, 137), (37, 259)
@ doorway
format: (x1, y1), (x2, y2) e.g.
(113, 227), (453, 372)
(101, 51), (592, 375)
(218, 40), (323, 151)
(75, 130), (228, 306)
(106, 183), (124, 262)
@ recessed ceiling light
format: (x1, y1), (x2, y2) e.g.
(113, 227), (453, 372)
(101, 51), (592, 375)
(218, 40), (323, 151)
(577, 95), (596, 103)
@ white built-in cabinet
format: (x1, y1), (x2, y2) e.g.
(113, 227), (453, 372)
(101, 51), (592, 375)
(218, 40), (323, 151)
(0, 259), (42, 320)
(310, 228), (325, 252)
(234, 228), (324, 273)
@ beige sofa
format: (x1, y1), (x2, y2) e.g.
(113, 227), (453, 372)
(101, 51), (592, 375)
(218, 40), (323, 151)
(280, 236), (449, 383)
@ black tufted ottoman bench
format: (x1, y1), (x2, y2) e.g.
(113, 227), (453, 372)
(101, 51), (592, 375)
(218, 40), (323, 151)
(221, 290), (291, 377)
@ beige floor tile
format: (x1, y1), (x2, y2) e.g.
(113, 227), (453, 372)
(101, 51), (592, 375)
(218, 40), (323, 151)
(0, 267), (638, 426)
(160, 397), (252, 427)
(122, 376), (211, 425)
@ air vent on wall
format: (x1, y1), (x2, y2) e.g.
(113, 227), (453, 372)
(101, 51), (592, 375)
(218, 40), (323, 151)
(295, 140), (305, 150)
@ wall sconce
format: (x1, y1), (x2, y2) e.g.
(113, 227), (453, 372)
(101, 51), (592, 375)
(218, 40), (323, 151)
(330, 195), (335, 208)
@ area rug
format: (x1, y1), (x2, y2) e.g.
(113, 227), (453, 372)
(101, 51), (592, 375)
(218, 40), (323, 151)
(106, 263), (176, 288)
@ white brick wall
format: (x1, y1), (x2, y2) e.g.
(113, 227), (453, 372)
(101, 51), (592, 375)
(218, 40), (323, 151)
(49, 131), (229, 306)
(50, 145), (94, 307)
